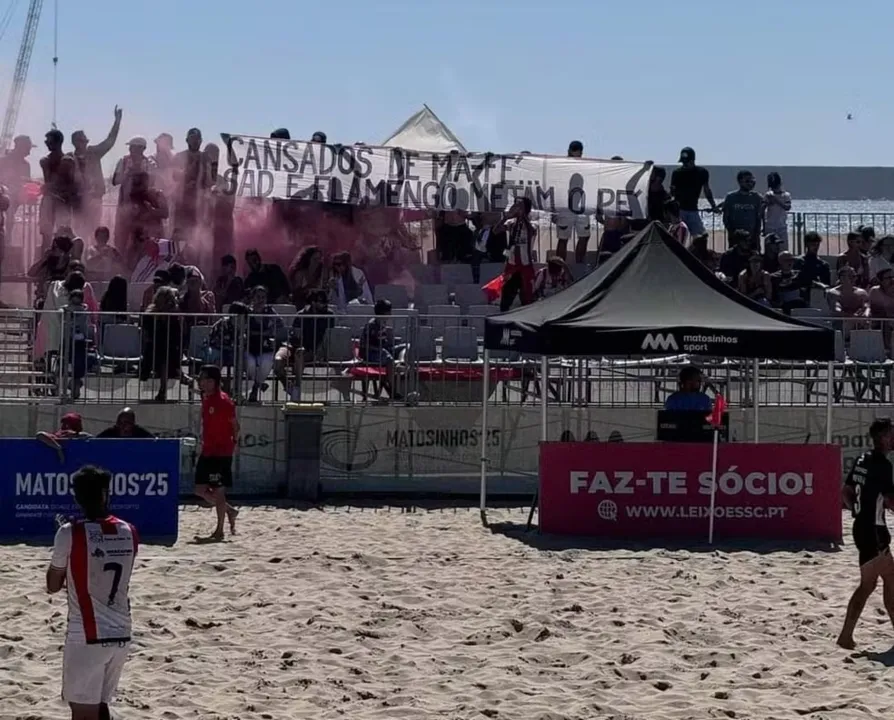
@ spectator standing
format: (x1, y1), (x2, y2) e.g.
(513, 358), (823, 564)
(533, 257), (574, 299)
(151, 132), (176, 195)
(762, 172), (792, 247)
(869, 268), (894, 318)
(207, 141), (238, 263)
(61, 288), (92, 399)
(737, 253), (772, 306)
(0, 134), (34, 209)
(495, 197), (538, 312)
(140, 285), (183, 402)
(46, 465), (138, 720)
(836, 231), (871, 288)
(722, 170), (762, 248)
(328, 250), (372, 309)
(664, 199), (691, 245)
(172, 128), (213, 243)
(244, 285), (282, 403)
(794, 232), (831, 288)
(858, 225), (876, 255)
(273, 290), (334, 402)
(770, 251), (808, 313)
(213, 254), (245, 311)
(827, 265), (869, 317)
(39, 129), (82, 249)
(121, 172), (169, 265)
(71, 106), (123, 238)
(97, 407), (155, 438)
(99, 275), (129, 333)
(244, 249), (290, 303)
(670, 146), (719, 237)
(554, 140), (592, 262)
(470, 211), (508, 283)
(646, 166), (669, 223)
(112, 137), (157, 249)
(140, 270), (168, 311)
(434, 209), (474, 264)
(664, 365), (712, 412)
(868, 235), (894, 285)
(719, 230), (753, 284)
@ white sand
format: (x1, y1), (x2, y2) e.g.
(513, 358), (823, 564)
(0, 506), (891, 720)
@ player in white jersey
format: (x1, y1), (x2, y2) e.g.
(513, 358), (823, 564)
(46, 465), (139, 720)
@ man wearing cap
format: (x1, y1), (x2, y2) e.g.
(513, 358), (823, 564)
(71, 105), (123, 239)
(112, 137), (158, 250)
(36, 412), (92, 462)
(670, 147), (719, 238)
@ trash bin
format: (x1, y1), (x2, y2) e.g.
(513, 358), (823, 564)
(282, 403), (325, 501)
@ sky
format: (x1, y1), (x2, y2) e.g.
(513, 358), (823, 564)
(1, 0), (893, 169)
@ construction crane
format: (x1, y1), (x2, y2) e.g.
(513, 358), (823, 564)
(0, 0), (44, 152)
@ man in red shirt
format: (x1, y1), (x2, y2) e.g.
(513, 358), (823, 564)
(196, 365), (239, 540)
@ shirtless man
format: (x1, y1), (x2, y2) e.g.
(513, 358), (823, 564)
(46, 465), (138, 720)
(838, 418), (894, 649)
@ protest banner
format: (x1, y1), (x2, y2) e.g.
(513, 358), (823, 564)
(0, 439), (180, 544)
(539, 442), (841, 542)
(220, 134), (653, 218)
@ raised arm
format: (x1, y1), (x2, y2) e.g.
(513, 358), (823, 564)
(91, 106), (123, 157)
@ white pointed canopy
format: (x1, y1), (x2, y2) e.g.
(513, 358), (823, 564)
(382, 104), (467, 154)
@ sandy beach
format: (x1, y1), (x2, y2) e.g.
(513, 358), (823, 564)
(1, 506), (891, 720)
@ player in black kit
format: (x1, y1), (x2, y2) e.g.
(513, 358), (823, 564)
(837, 418), (894, 649)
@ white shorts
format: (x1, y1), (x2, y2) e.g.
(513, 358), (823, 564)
(62, 642), (130, 705)
(555, 209), (591, 241)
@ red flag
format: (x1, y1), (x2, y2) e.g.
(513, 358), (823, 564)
(482, 273), (506, 303)
(707, 394), (726, 428)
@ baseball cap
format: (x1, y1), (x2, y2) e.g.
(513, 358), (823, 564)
(60, 412), (83, 433)
(127, 136), (148, 148)
(679, 146), (695, 162)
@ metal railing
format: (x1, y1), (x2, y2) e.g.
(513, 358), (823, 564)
(2, 308), (894, 408)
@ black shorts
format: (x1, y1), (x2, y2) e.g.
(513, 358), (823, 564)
(195, 455), (233, 489)
(853, 524), (891, 567)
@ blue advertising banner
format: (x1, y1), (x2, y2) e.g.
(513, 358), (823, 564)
(0, 438), (180, 544)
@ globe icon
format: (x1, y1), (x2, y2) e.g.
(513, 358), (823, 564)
(597, 499), (618, 522)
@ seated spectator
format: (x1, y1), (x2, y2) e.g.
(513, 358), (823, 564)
(762, 233), (784, 273)
(329, 250), (372, 309)
(688, 233), (712, 267)
(179, 266), (215, 315)
(61, 288), (92, 400)
(595, 210), (629, 263)
(664, 199), (690, 245)
(287, 245), (326, 309)
(37, 412), (91, 461)
(204, 301), (249, 393)
(827, 265), (869, 317)
(794, 232), (831, 287)
(273, 290), (334, 402)
(359, 299), (403, 400)
(770, 251), (808, 314)
(664, 365), (712, 412)
(85, 226), (124, 278)
(244, 285), (283, 403)
(708, 251), (729, 283)
(534, 257), (574, 299)
(213, 254), (244, 312)
(719, 230), (752, 283)
(28, 233), (73, 304)
(435, 209), (474, 263)
(868, 234), (894, 285)
(100, 274), (129, 320)
(168, 262), (187, 295)
(96, 407), (155, 438)
(244, 249), (290, 302)
(869, 268), (894, 318)
(737, 253), (772, 306)
(131, 232), (176, 284)
(140, 286), (183, 402)
(120, 171), (169, 267)
(836, 231), (870, 288)
(469, 211), (508, 283)
(141, 269), (169, 311)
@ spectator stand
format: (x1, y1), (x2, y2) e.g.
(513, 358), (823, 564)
(478, 222), (836, 525)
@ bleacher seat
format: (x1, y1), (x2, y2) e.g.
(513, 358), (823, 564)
(323, 326), (356, 365)
(791, 307), (832, 328)
(478, 263), (503, 285)
(568, 263), (590, 281)
(834, 330), (846, 363)
(442, 326), (479, 361)
(187, 325), (212, 363)
(343, 304), (374, 337)
(439, 264), (473, 287)
(414, 284), (449, 312)
(375, 284), (410, 309)
(391, 307), (418, 343)
(413, 325), (437, 362)
(128, 282), (152, 311)
(454, 283), (487, 312)
(467, 305), (499, 337)
(409, 264), (437, 285)
(849, 330), (888, 363)
(272, 303), (297, 316)
(427, 304), (461, 339)
(809, 287), (827, 310)
(100, 324), (141, 364)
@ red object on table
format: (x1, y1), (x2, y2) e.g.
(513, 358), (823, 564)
(539, 442), (842, 542)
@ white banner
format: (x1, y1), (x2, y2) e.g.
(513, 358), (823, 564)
(221, 135), (653, 218)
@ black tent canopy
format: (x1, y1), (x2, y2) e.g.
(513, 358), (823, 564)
(483, 222), (835, 361)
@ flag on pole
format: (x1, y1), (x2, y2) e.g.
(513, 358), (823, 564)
(482, 273), (506, 303)
(707, 394), (726, 428)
